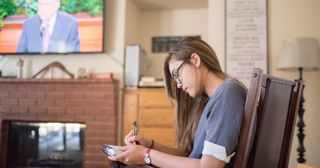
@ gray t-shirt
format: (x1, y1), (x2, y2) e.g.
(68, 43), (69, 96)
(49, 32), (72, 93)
(188, 78), (247, 167)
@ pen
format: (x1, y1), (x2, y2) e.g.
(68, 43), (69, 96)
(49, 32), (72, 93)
(132, 121), (139, 144)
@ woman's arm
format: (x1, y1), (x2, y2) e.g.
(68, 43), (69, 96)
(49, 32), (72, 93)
(152, 140), (184, 156)
(150, 149), (226, 168)
(125, 130), (183, 156)
(109, 145), (226, 168)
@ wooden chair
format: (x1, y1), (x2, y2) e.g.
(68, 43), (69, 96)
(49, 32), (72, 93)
(234, 68), (304, 168)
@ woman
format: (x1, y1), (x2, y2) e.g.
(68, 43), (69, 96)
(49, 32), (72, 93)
(109, 37), (247, 168)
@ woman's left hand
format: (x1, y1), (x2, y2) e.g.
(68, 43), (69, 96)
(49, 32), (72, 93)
(108, 144), (147, 165)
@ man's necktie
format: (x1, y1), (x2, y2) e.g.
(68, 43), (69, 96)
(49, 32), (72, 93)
(42, 24), (50, 53)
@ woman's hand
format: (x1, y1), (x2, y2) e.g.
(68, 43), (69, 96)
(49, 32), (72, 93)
(124, 130), (153, 148)
(108, 144), (147, 165)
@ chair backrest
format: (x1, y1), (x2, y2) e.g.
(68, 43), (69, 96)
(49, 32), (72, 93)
(234, 68), (303, 168)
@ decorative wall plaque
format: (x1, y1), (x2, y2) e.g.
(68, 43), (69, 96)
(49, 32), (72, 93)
(226, 0), (267, 86)
(152, 36), (200, 53)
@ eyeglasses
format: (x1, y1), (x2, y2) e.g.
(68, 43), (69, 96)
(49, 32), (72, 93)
(171, 61), (185, 86)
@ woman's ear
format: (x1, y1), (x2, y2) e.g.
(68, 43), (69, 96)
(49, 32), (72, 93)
(190, 53), (201, 67)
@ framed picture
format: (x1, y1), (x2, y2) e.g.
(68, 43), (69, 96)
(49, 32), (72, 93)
(225, 0), (268, 86)
(152, 36), (201, 53)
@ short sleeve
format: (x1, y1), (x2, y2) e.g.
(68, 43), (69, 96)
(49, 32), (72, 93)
(202, 81), (246, 162)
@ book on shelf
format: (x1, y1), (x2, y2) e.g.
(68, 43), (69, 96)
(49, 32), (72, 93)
(139, 76), (164, 87)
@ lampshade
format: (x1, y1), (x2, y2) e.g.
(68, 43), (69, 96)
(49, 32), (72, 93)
(277, 38), (320, 71)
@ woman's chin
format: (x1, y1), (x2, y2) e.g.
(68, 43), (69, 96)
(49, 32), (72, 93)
(187, 90), (195, 97)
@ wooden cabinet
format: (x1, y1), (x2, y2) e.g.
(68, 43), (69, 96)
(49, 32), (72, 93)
(122, 88), (176, 147)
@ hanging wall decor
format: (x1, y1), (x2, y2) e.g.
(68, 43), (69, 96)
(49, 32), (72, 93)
(226, 0), (268, 86)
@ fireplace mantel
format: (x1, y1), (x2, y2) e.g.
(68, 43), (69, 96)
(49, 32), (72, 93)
(0, 78), (113, 83)
(0, 78), (118, 168)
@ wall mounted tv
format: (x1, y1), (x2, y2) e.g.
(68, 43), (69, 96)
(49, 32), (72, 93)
(0, 0), (105, 55)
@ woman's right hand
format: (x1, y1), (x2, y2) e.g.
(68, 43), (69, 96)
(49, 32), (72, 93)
(124, 130), (153, 148)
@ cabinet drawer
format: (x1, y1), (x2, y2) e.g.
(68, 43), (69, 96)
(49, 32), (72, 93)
(140, 127), (176, 147)
(139, 92), (172, 108)
(139, 108), (174, 127)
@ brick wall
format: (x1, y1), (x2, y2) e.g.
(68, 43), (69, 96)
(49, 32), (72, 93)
(0, 78), (118, 168)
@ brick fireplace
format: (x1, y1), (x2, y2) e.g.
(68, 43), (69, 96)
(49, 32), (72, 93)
(0, 78), (118, 168)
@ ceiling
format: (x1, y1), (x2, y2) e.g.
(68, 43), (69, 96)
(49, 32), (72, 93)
(132, 0), (208, 11)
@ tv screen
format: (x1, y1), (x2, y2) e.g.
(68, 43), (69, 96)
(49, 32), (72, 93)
(0, 0), (104, 54)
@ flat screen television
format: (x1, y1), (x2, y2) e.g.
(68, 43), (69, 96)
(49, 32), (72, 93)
(0, 0), (105, 55)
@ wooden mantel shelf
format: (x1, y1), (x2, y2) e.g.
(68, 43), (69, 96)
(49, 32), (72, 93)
(0, 78), (115, 83)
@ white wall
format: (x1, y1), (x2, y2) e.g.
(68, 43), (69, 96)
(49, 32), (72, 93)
(125, 0), (141, 45)
(269, 0), (320, 167)
(124, 3), (209, 78)
(208, 0), (225, 70)
(210, 0), (320, 167)
(136, 9), (208, 78)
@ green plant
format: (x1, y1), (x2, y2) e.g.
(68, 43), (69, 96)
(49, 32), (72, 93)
(0, 0), (16, 29)
(25, 0), (38, 17)
(78, 0), (103, 16)
(14, 0), (37, 17)
(0, 12), (7, 29)
(0, 0), (103, 28)
(60, 0), (103, 16)
(60, 0), (78, 14)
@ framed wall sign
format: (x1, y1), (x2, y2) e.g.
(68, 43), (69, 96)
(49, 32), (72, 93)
(225, 0), (268, 86)
(152, 36), (200, 53)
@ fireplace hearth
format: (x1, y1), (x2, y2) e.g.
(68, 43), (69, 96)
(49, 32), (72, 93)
(6, 121), (85, 168)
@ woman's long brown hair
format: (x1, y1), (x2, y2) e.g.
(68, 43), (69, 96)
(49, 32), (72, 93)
(163, 37), (226, 156)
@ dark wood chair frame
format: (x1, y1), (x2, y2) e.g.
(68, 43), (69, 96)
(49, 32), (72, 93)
(234, 68), (304, 168)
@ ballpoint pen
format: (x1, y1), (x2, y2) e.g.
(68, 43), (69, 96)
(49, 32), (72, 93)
(132, 121), (139, 144)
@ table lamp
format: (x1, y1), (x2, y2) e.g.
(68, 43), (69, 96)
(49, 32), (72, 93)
(277, 37), (320, 163)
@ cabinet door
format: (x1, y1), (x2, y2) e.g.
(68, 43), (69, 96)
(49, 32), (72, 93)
(122, 93), (138, 141)
(139, 108), (174, 127)
(139, 92), (172, 108)
(122, 88), (176, 147)
(140, 127), (176, 147)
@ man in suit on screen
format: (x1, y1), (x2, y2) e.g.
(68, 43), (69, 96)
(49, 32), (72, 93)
(17, 0), (80, 53)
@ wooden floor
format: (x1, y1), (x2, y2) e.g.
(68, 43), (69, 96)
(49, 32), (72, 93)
(0, 15), (103, 53)
(297, 164), (316, 168)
